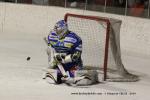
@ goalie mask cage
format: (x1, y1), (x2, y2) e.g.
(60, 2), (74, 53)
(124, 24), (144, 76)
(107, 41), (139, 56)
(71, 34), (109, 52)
(64, 13), (139, 82)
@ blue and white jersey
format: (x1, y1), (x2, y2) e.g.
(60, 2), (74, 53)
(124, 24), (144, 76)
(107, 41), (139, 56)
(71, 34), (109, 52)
(47, 30), (82, 71)
(48, 30), (82, 54)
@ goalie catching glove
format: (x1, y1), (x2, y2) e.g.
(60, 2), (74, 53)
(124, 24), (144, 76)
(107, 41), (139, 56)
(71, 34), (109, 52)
(54, 51), (81, 64)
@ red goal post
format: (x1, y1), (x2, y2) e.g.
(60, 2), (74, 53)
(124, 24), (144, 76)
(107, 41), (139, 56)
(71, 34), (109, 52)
(64, 13), (139, 82)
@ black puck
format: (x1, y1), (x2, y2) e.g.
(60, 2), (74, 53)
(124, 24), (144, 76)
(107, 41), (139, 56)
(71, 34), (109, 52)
(27, 57), (31, 61)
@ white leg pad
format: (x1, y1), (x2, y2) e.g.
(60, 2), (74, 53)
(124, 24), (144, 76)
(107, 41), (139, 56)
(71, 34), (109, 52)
(74, 70), (99, 86)
(43, 69), (57, 84)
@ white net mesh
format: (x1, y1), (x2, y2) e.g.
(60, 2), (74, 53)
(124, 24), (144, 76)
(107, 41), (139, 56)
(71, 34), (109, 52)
(65, 13), (139, 82)
(67, 17), (106, 68)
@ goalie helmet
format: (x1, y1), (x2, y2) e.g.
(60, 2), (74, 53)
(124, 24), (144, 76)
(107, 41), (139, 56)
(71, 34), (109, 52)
(54, 20), (68, 39)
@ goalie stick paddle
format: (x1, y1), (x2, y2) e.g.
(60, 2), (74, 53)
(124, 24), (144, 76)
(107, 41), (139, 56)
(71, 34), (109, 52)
(57, 63), (68, 78)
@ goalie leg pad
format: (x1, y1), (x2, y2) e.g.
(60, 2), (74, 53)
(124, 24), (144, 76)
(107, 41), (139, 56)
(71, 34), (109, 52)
(43, 69), (58, 84)
(74, 70), (99, 86)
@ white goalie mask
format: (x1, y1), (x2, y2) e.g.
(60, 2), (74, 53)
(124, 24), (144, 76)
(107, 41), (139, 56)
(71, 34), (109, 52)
(54, 20), (68, 39)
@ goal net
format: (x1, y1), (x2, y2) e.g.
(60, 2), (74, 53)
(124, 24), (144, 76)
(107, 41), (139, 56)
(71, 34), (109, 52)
(64, 13), (139, 82)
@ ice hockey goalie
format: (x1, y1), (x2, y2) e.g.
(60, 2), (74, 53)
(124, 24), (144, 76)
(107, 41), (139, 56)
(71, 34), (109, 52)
(43, 20), (99, 86)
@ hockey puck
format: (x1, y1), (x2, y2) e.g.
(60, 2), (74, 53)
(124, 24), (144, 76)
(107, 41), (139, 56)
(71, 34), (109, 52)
(27, 57), (31, 61)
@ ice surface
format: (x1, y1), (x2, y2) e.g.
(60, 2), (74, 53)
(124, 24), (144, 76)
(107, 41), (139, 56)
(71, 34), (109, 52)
(0, 31), (150, 100)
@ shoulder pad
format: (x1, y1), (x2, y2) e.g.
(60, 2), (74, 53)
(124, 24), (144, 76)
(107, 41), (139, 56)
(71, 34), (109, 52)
(48, 30), (57, 38)
(68, 31), (81, 40)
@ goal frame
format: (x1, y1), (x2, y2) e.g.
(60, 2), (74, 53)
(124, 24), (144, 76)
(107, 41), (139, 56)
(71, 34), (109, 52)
(64, 13), (111, 81)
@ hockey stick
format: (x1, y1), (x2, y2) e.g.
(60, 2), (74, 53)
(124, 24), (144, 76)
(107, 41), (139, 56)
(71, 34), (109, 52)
(57, 63), (68, 78)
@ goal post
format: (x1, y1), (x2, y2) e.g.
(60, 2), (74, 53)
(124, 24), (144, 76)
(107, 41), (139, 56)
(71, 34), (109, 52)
(64, 13), (139, 82)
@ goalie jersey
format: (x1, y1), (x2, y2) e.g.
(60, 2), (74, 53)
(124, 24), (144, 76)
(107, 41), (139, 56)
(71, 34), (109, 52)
(47, 30), (83, 72)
